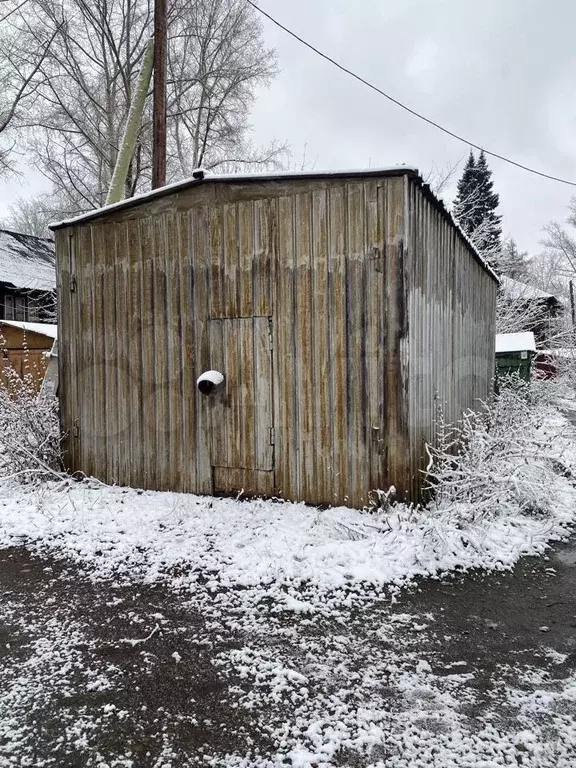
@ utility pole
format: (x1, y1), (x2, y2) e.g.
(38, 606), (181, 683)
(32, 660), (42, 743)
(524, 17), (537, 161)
(152, 0), (167, 189)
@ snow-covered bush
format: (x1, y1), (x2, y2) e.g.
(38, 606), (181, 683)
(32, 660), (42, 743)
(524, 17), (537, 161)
(0, 362), (61, 481)
(424, 377), (573, 522)
(541, 349), (576, 392)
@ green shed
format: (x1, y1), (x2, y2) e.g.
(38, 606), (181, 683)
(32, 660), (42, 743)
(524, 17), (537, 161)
(495, 332), (536, 381)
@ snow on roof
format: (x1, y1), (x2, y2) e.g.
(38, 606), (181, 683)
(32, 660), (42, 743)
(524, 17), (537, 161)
(495, 331), (536, 354)
(0, 230), (56, 291)
(49, 166), (419, 229)
(499, 275), (561, 303)
(0, 320), (58, 339)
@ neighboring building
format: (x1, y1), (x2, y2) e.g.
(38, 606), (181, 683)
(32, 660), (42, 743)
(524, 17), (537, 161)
(0, 320), (57, 392)
(0, 230), (56, 322)
(499, 275), (563, 344)
(495, 331), (536, 382)
(51, 167), (498, 507)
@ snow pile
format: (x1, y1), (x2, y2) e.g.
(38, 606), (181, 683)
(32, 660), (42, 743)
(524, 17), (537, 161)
(0, 474), (571, 607)
(0, 430), (573, 611)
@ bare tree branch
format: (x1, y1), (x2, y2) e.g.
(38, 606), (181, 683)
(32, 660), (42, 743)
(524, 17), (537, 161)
(6, 0), (285, 212)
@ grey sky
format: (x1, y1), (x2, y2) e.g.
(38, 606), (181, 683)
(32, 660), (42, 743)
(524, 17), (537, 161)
(2, 0), (576, 253)
(248, 0), (576, 253)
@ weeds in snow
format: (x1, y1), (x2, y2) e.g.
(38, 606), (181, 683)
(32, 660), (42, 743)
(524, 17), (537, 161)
(424, 376), (575, 523)
(0, 362), (62, 481)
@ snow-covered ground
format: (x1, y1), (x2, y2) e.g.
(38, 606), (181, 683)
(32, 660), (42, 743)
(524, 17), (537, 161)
(0, 476), (573, 609)
(0, 387), (576, 765)
(1, 405), (575, 617)
(1, 381), (575, 613)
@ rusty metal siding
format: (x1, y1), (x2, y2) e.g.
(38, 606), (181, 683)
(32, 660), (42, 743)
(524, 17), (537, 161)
(405, 177), (497, 499)
(56, 172), (495, 509)
(0, 325), (53, 392)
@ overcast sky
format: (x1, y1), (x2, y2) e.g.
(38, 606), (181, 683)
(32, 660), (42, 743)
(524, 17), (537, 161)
(248, 0), (576, 253)
(2, 0), (576, 253)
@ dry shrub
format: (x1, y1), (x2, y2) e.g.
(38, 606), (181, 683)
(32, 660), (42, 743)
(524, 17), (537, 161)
(0, 359), (62, 481)
(424, 376), (574, 522)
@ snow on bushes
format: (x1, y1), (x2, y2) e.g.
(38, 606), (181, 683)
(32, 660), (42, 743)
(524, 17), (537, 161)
(424, 376), (576, 525)
(0, 362), (61, 481)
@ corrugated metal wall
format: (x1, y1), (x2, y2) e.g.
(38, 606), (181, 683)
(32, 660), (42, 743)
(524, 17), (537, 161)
(405, 178), (498, 498)
(56, 176), (409, 507)
(55, 172), (497, 508)
(272, 177), (406, 506)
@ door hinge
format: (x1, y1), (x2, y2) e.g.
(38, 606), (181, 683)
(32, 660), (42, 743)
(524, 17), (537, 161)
(269, 427), (275, 446)
(370, 246), (383, 272)
(72, 419), (80, 439)
(268, 325), (274, 351)
(70, 275), (77, 292)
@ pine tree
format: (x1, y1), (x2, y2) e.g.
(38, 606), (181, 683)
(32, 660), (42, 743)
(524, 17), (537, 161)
(453, 149), (503, 269)
(474, 150), (502, 255)
(453, 150), (480, 235)
(500, 238), (528, 280)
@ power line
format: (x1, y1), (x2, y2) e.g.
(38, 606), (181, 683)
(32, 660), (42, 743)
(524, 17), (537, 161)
(247, 0), (576, 188)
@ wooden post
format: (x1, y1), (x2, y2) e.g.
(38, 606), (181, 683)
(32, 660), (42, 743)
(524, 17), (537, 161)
(152, 0), (167, 189)
(570, 280), (576, 341)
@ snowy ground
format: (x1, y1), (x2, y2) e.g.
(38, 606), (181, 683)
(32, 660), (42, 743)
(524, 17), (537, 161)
(1, 540), (575, 768)
(0, 392), (576, 765)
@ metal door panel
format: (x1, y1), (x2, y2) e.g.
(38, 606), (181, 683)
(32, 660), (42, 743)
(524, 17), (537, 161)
(207, 317), (273, 471)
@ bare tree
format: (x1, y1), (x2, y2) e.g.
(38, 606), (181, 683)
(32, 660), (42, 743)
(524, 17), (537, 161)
(8, 0), (284, 216)
(541, 202), (576, 277)
(0, 0), (57, 174)
(496, 291), (541, 336)
(167, 0), (284, 175)
(1, 192), (60, 237)
(423, 158), (462, 198)
(525, 250), (570, 298)
(495, 285), (563, 343)
(9, 0), (154, 213)
(525, 196), (576, 302)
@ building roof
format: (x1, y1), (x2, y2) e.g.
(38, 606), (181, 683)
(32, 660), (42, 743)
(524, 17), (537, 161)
(0, 230), (56, 292)
(499, 275), (562, 304)
(0, 320), (58, 339)
(49, 166), (499, 284)
(495, 331), (536, 354)
(50, 167), (419, 229)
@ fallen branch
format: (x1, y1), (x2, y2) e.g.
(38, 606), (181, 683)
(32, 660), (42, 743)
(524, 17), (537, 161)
(118, 623), (161, 647)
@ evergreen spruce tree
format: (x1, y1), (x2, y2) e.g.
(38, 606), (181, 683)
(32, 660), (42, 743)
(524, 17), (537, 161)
(475, 150), (502, 255)
(453, 149), (503, 270)
(453, 150), (480, 236)
(500, 238), (529, 280)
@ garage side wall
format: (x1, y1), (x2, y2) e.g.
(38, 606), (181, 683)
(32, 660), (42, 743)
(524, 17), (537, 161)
(405, 179), (498, 499)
